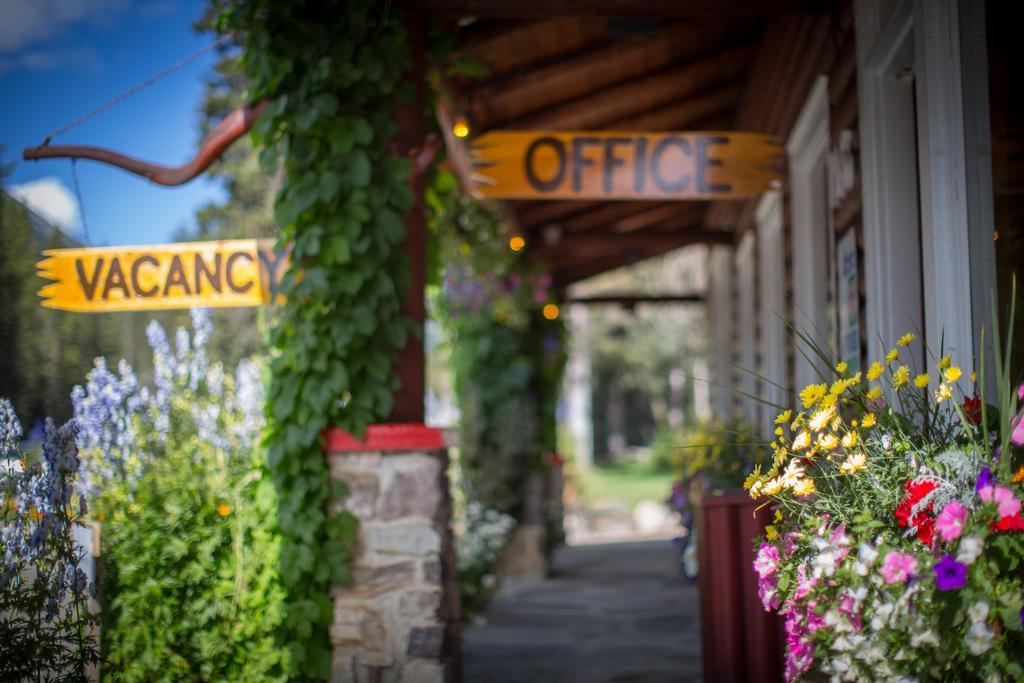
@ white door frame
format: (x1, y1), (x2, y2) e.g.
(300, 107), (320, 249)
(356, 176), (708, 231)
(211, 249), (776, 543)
(708, 245), (735, 417)
(736, 231), (758, 426)
(756, 191), (786, 434)
(857, 0), (979, 366)
(787, 75), (831, 389)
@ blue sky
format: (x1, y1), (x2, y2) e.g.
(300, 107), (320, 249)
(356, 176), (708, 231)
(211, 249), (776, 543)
(0, 0), (229, 246)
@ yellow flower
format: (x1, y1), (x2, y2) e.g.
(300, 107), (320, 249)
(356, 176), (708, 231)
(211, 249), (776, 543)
(765, 525), (779, 542)
(866, 386), (883, 400)
(938, 355), (951, 370)
(830, 416), (843, 432)
(840, 452), (867, 474)
(835, 360), (848, 373)
(792, 478), (816, 497)
(763, 477), (784, 495)
(781, 460), (805, 488)
(892, 365), (910, 388)
(866, 362), (884, 380)
(774, 426), (784, 437)
(886, 348), (899, 363)
(28, 508), (43, 522)
(935, 383), (952, 404)
(861, 413), (877, 429)
(841, 431), (858, 449)
(217, 504), (231, 517)
(817, 433), (839, 450)
(914, 373), (930, 389)
(748, 479), (764, 498)
(743, 466), (763, 491)
(809, 407), (834, 432)
(944, 366), (962, 383)
(792, 431), (812, 451)
(775, 409), (792, 425)
(773, 447), (788, 465)
(800, 383), (828, 408)
(897, 332), (917, 347)
(774, 510), (783, 523)
(969, 371), (978, 383)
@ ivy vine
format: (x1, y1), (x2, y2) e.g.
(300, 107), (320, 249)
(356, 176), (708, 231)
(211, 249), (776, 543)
(221, 2), (417, 677)
(428, 171), (567, 518)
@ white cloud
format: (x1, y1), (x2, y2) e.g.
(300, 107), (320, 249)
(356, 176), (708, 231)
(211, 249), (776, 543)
(0, 0), (130, 52)
(8, 177), (80, 234)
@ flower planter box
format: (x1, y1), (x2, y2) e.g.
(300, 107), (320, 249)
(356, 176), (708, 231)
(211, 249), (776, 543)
(698, 491), (783, 683)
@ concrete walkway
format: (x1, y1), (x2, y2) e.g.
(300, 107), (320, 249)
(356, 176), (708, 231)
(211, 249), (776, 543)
(462, 539), (703, 683)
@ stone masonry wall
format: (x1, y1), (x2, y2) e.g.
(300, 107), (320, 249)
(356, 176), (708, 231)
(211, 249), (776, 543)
(328, 448), (459, 683)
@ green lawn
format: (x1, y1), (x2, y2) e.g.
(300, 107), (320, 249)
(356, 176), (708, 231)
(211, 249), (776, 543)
(576, 460), (675, 511)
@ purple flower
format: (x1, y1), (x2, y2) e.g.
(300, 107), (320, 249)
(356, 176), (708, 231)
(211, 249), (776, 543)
(0, 398), (23, 456)
(976, 467), (994, 493)
(934, 555), (968, 591)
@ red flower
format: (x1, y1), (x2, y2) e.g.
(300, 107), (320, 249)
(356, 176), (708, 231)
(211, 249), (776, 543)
(964, 395), (982, 425)
(895, 479), (939, 544)
(993, 513), (1024, 533)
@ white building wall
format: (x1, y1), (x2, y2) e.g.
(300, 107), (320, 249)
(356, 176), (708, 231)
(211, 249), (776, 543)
(735, 232), (758, 426)
(757, 191), (787, 435)
(707, 245), (734, 418)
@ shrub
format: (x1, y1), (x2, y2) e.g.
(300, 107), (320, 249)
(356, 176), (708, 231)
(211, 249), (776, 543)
(73, 310), (287, 681)
(0, 398), (99, 680)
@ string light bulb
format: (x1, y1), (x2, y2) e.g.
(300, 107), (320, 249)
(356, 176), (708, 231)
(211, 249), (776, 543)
(509, 235), (526, 252)
(543, 304), (560, 320)
(452, 117), (470, 138)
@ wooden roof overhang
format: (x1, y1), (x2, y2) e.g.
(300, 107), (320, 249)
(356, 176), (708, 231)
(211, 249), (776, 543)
(418, 0), (840, 289)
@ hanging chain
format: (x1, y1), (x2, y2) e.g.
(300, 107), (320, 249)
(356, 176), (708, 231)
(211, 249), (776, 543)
(41, 34), (233, 146)
(70, 160), (90, 246)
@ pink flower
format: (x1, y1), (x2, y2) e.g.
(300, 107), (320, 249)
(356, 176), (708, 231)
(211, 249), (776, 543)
(754, 543), (780, 578)
(1012, 414), (1024, 447)
(757, 575), (779, 611)
(881, 550), (917, 583)
(793, 564), (817, 601)
(980, 485), (1022, 518)
(936, 500), (969, 542)
(1018, 382), (1024, 401)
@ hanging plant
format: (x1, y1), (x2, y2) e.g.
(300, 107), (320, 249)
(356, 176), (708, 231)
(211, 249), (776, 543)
(220, 2), (416, 677)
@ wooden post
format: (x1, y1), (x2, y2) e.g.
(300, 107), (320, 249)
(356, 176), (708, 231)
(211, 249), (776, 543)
(391, 10), (427, 424)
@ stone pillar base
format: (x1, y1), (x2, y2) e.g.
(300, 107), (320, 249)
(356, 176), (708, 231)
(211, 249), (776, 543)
(326, 425), (459, 683)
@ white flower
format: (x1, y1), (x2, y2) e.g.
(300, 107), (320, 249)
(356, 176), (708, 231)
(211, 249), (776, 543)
(814, 550), (839, 578)
(957, 535), (984, 565)
(966, 621), (994, 655)
(968, 601), (990, 624)
(858, 542), (878, 565)
(832, 634), (853, 652)
(871, 603), (894, 631)
(911, 629), (939, 647)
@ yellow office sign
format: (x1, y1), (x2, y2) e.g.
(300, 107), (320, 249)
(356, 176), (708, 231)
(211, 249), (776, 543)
(471, 131), (782, 201)
(37, 239), (288, 312)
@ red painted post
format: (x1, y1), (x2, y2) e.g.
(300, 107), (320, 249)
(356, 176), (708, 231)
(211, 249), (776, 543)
(390, 10), (427, 424)
(699, 491), (783, 683)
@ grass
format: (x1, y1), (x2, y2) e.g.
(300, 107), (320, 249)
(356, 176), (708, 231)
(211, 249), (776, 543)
(575, 459), (675, 512)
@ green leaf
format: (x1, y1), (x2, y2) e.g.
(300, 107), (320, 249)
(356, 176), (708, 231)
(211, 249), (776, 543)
(348, 150), (372, 188)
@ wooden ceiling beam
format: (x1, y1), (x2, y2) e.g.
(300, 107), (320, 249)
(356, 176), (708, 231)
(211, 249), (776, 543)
(602, 85), (739, 131)
(489, 42), (755, 131)
(465, 21), (753, 127)
(410, 0), (838, 18)
(538, 227), (730, 266)
(552, 233), (714, 286)
(514, 200), (602, 230)
(455, 16), (608, 78)
(556, 200), (669, 233)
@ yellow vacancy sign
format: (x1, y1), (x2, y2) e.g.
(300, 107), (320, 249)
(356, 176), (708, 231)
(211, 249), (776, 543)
(37, 239), (289, 312)
(471, 131), (782, 201)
